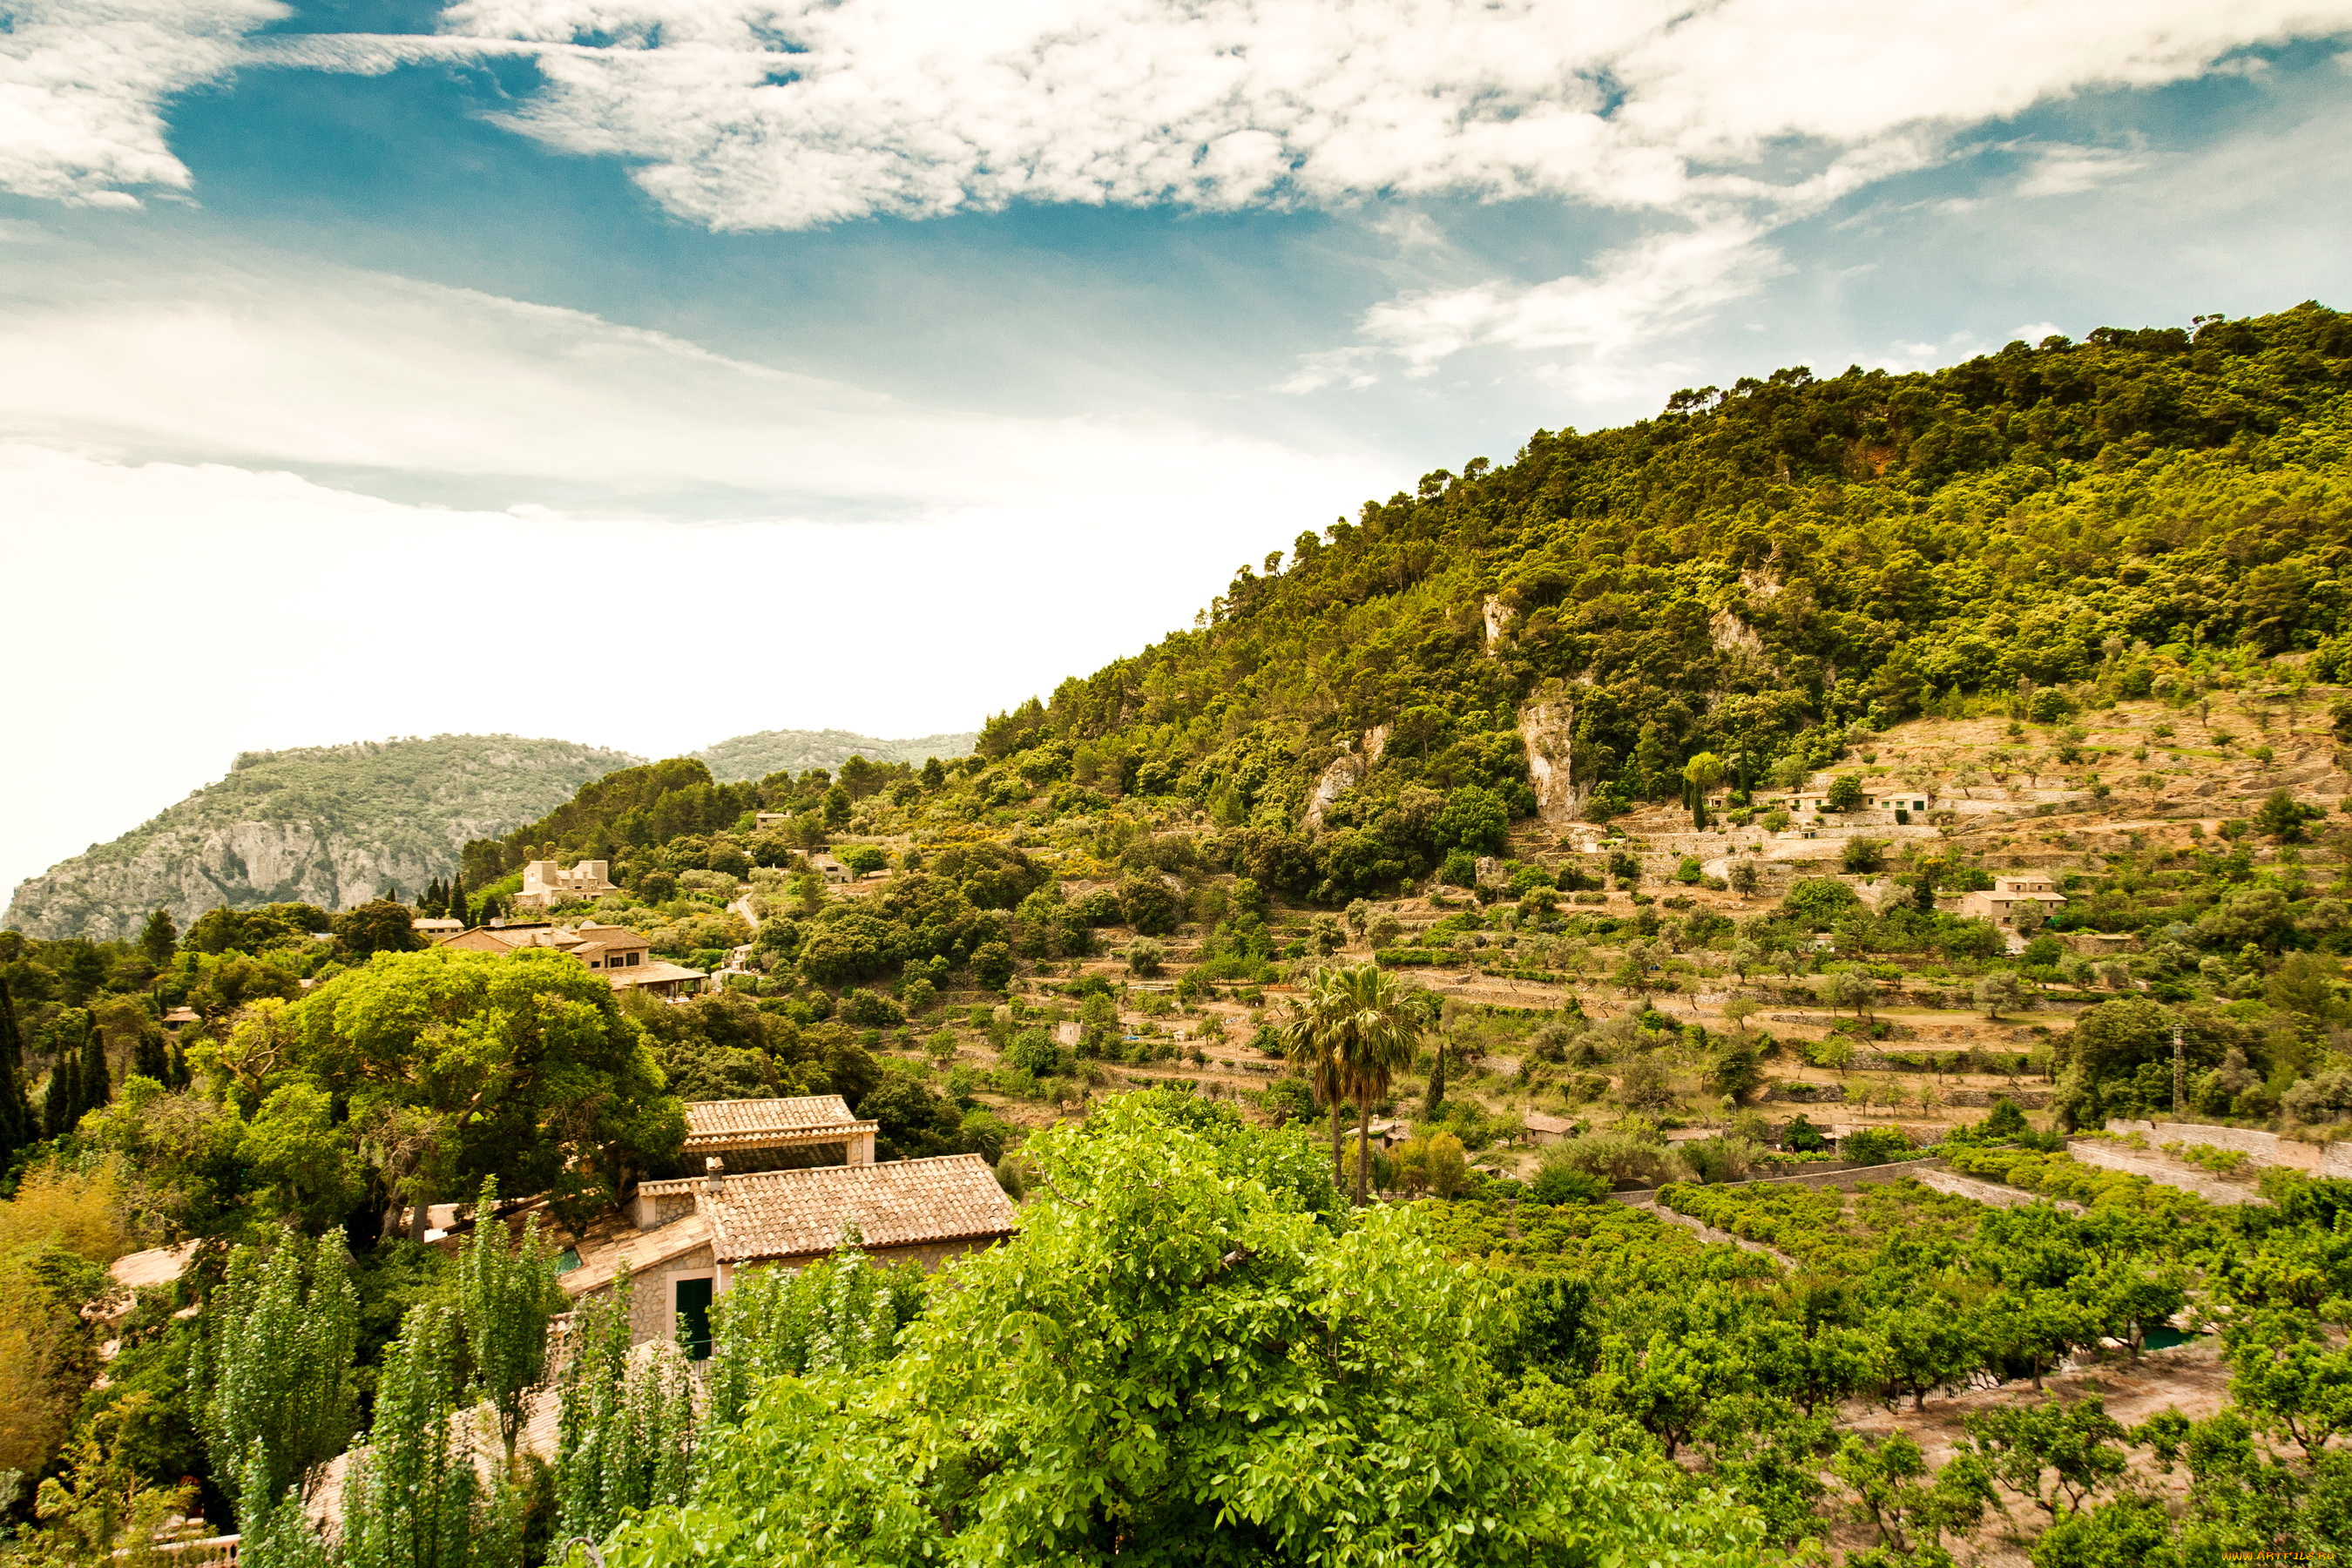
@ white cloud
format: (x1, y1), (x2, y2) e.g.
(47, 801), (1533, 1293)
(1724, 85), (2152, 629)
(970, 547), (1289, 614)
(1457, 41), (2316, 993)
(2011, 141), (2146, 197)
(403, 0), (2352, 230)
(0, 235), (1378, 517)
(0, 0), (285, 204)
(1355, 219), (1786, 375)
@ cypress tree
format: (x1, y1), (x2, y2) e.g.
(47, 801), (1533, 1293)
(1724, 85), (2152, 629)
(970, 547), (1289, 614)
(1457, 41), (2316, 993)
(79, 1012), (112, 1115)
(132, 1017), (170, 1085)
(448, 870), (467, 928)
(0, 977), (33, 1165)
(44, 1035), (80, 1140)
(168, 1041), (191, 1091)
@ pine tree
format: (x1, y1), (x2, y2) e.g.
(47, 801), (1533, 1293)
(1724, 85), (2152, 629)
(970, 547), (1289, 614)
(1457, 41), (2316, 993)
(193, 1230), (362, 1525)
(448, 871), (467, 929)
(139, 909), (179, 968)
(0, 976), (34, 1165)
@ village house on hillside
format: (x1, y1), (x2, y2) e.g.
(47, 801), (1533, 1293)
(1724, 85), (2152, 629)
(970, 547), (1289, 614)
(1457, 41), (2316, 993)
(1957, 874), (2069, 928)
(1753, 779), (1935, 816)
(558, 1154), (1017, 1348)
(680, 1094), (878, 1172)
(515, 858), (618, 909)
(439, 920), (708, 997)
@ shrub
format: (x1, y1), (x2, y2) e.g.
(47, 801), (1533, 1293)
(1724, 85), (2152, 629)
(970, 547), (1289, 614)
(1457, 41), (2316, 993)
(1118, 874), (1181, 936)
(970, 942), (1016, 990)
(1782, 877), (1861, 926)
(1540, 1133), (1683, 1186)
(1004, 1027), (1066, 1078)
(839, 989), (906, 1028)
(1840, 1126), (1912, 1166)
(1125, 938), (1168, 977)
(836, 844), (889, 875)
(1527, 1165), (1609, 1205)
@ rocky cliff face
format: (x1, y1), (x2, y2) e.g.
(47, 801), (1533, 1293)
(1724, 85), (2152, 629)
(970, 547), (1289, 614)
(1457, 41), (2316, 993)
(6, 735), (640, 940)
(1517, 689), (1585, 822)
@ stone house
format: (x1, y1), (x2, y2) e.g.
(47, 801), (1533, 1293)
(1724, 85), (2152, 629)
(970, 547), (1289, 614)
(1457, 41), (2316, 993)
(516, 858), (618, 909)
(679, 1094), (879, 1173)
(560, 1154), (1017, 1348)
(1957, 875), (2069, 929)
(440, 920), (708, 997)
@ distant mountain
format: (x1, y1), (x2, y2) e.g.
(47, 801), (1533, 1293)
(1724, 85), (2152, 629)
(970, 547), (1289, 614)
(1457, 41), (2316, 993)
(693, 727), (977, 783)
(5, 735), (643, 941)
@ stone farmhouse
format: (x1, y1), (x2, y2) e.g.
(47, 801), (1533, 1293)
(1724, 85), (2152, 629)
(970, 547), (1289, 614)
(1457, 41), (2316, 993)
(555, 1093), (1013, 1348)
(438, 920), (708, 997)
(1957, 874), (2069, 928)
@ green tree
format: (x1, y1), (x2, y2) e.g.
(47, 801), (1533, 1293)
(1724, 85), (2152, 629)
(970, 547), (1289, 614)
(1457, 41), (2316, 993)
(459, 1178), (564, 1459)
(1870, 1301), (1977, 1411)
(598, 1096), (1759, 1567)
(1829, 1430), (1993, 1558)
(1976, 970), (2027, 1021)
(0, 977), (36, 1170)
(969, 940), (1016, 990)
(553, 1268), (698, 1544)
(282, 948), (684, 1233)
(2222, 1308), (2352, 1461)
(139, 909), (179, 967)
(340, 1304), (519, 1568)
(193, 1229), (361, 1525)
(1962, 1395), (2129, 1517)
(241, 1083), (366, 1231)
(1683, 752), (1725, 828)
(1290, 964), (1423, 1207)
(2255, 787), (2323, 842)
(1826, 774), (1865, 812)
(1841, 837), (1887, 875)
(1117, 872), (1181, 936)
(332, 898), (425, 961)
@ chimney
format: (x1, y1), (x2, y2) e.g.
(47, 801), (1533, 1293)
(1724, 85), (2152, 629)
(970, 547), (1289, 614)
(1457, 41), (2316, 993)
(704, 1155), (726, 1197)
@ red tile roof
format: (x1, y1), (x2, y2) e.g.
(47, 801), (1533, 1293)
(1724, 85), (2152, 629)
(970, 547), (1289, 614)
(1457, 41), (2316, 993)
(645, 1156), (1017, 1263)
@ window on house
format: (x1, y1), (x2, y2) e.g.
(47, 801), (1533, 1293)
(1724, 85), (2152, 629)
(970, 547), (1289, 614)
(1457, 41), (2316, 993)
(674, 1275), (714, 1359)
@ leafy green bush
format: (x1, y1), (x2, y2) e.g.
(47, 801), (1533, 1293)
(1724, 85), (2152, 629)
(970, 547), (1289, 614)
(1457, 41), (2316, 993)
(1840, 1126), (1912, 1166)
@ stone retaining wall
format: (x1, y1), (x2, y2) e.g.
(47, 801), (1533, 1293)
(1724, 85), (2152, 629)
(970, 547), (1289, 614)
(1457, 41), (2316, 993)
(1610, 1156), (1949, 1200)
(2104, 1119), (2327, 1172)
(1944, 1087), (2053, 1109)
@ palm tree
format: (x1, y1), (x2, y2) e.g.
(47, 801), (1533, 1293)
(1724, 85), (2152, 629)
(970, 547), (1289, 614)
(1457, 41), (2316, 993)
(1277, 990), (1349, 1193)
(1293, 964), (1423, 1206)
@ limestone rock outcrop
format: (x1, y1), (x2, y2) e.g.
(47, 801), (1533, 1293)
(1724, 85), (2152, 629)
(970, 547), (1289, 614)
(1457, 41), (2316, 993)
(1517, 689), (1584, 822)
(7, 735), (639, 940)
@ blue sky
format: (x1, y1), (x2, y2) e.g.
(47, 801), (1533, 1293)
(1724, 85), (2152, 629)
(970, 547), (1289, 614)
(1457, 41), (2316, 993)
(4, 0), (2352, 897)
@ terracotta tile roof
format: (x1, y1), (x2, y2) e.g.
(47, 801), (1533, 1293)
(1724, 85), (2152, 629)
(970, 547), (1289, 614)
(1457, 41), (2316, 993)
(661, 1156), (1017, 1263)
(556, 1211), (716, 1300)
(605, 959), (707, 990)
(681, 1096), (869, 1149)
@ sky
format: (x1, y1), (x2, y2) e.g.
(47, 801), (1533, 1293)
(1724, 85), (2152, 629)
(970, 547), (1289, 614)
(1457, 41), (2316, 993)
(5, 0), (2352, 901)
